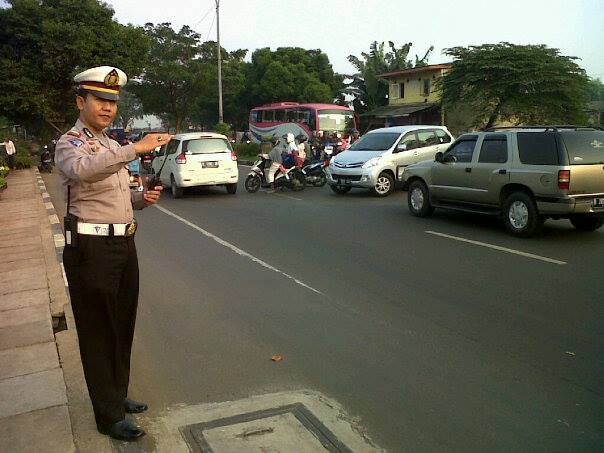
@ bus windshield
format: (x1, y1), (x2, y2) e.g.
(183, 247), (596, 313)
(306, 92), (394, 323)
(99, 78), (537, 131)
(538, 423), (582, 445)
(318, 109), (355, 132)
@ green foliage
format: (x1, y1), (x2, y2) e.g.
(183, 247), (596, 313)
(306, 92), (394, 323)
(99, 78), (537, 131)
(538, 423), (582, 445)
(345, 41), (433, 114)
(234, 141), (261, 160)
(0, 0), (149, 136)
(0, 175), (7, 190)
(0, 166), (9, 178)
(587, 78), (604, 101)
(12, 138), (33, 168)
(214, 122), (232, 137)
(192, 42), (249, 129)
(440, 43), (590, 129)
(246, 47), (343, 107)
(131, 23), (208, 132)
(117, 89), (144, 130)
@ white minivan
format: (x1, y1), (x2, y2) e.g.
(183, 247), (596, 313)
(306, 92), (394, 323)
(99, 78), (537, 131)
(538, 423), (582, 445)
(151, 132), (239, 198)
(326, 126), (453, 196)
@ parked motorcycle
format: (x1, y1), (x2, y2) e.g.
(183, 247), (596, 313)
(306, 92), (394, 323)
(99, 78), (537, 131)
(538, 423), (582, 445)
(301, 159), (327, 187)
(244, 154), (306, 193)
(38, 146), (53, 173)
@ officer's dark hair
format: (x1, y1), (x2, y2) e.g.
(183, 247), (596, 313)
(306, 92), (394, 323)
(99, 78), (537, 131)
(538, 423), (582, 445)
(76, 88), (91, 99)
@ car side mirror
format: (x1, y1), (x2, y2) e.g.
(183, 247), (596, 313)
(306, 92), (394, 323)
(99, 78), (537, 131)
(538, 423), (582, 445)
(435, 152), (443, 162)
(397, 143), (408, 153)
(443, 154), (456, 163)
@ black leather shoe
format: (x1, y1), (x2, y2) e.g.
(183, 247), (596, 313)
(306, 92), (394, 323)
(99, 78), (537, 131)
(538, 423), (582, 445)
(98, 420), (145, 441)
(124, 398), (148, 414)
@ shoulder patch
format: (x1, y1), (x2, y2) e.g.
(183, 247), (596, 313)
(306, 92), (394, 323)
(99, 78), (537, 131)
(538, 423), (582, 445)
(68, 138), (85, 147)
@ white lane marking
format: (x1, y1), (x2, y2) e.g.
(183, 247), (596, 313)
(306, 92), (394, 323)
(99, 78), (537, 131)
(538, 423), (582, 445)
(274, 193), (302, 202)
(426, 231), (567, 265)
(60, 263), (69, 287)
(42, 191), (50, 198)
(44, 201), (54, 210)
(238, 164), (252, 168)
(154, 204), (323, 295)
(53, 233), (65, 248)
(49, 214), (60, 224)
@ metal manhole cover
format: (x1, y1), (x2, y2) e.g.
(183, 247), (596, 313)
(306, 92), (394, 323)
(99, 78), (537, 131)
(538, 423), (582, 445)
(180, 403), (352, 453)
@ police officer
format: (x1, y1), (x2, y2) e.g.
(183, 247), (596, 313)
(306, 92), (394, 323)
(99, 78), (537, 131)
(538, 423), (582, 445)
(54, 66), (172, 441)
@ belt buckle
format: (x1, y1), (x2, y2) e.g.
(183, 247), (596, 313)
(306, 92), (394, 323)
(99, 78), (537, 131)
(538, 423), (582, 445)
(126, 219), (137, 236)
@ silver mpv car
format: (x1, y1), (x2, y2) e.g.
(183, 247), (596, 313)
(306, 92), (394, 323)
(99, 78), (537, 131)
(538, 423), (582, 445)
(326, 126), (454, 197)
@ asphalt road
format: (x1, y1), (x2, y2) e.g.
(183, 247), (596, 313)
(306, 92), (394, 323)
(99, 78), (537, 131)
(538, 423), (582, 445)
(43, 167), (604, 452)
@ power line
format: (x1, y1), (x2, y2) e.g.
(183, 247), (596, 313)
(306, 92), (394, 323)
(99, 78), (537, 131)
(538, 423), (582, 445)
(192, 4), (214, 29)
(204, 11), (215, 43)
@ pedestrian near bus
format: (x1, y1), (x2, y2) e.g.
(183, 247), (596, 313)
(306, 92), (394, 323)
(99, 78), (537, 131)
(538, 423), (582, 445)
(54, 66), (172, 441)
(3, 137), (16, 169)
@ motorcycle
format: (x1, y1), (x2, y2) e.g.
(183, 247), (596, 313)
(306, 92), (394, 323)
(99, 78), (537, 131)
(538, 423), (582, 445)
(38, 146), (53, 173)
(244, 154), (306, 193)
(301, 159), (328, 187)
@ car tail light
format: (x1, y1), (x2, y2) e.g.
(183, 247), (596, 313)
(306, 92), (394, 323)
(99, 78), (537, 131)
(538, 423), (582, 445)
(231, 151), (237, 161)
(176, 153), (187, 164)
(558, 170), (570, 190)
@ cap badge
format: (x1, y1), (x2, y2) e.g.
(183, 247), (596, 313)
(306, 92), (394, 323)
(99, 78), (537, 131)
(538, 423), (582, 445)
(104, 69), (120, 87)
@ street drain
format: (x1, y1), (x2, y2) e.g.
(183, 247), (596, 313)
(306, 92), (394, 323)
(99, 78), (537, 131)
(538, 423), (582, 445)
(180, 403), (352, 453)
(52, 314), (67, 334)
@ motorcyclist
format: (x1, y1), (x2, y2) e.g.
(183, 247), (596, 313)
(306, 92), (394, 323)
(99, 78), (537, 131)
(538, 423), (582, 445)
(267, 136), (285, 193)
(40, 145), (52, 172)
(281, 133), (297, 168)
(294, 134), (307, 168)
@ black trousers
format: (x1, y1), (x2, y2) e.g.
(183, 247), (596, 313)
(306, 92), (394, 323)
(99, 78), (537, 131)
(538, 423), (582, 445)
(63, 234), (139, 429)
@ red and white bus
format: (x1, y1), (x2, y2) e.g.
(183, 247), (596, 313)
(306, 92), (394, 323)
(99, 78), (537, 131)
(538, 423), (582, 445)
(248, 102), (357, 142)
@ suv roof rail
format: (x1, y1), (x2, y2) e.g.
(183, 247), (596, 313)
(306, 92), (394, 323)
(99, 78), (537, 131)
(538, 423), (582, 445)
(484, 125), (603, 132)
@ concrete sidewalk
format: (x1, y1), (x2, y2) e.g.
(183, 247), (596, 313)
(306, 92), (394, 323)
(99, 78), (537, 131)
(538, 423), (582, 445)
(0, 168), (98, 452)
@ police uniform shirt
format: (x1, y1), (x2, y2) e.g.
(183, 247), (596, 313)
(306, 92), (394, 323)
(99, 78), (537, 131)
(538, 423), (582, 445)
(54, 119), (145, 223)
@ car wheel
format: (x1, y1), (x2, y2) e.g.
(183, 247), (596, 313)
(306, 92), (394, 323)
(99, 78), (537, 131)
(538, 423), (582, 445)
(170, 175), (184, 198)
(407, 180), (434, 217)
(372, 172), (394, 197)
(244, 174), (261, 193)
(226, 183), (237, 194)
(570, 215), (604, 231)
(290, 170), (306, 191)
(503, 191), (542, 237)
(330, 184), (351, 195)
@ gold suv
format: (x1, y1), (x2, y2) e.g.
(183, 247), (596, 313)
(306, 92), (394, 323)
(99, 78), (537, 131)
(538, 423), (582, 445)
(402, 126), (604, 237)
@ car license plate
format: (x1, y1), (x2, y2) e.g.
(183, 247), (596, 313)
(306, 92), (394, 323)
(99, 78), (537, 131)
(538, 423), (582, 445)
(593, 197), (604, 208)
(202, 161), (218, 168)
(338, 178), (351, 185)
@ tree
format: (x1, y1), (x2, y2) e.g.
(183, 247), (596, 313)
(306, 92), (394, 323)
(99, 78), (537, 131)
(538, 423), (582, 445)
(0, 0), (149, 138)
(131, 23), (208, 132)
(246, 47), (344, 108)
(191, 41), (250, 130)
(344, 41), (433, 114)
(440, 43), (590, 129)
(587, 78), (604, 101)
(116, 89), (144, 129)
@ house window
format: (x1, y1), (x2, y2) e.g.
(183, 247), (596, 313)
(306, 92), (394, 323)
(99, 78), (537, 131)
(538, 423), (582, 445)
(422, 79), (430, 96)
(399, 82), (405, 99)
(390, 83), (399, 99)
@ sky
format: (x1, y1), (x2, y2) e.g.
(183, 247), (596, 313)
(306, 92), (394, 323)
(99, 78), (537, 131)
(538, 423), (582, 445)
(108, 0), (604, 79)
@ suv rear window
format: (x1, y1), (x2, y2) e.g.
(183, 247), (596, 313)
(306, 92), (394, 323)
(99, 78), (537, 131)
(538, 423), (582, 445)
(183, 138), (231, 154)
(479, 135), (508, 163)
(559, 131), (604, 165)
(517, 132), (559, 165)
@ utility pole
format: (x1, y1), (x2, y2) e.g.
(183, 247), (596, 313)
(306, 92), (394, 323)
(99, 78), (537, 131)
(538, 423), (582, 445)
(215, 0), (223, 123)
